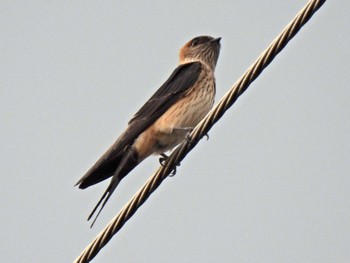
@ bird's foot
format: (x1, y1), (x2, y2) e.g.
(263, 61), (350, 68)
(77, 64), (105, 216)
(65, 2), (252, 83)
(159, 153), (181, 177)
(185, 131), (209, 144)
(159, 153), (169, 166)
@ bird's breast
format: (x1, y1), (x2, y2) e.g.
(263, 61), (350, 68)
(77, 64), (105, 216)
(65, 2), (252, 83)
(133, 66), (215, 159)
(152, 69), (215, 153)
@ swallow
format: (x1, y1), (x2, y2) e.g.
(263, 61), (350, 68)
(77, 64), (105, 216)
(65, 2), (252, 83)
(75, 35), (221, 226)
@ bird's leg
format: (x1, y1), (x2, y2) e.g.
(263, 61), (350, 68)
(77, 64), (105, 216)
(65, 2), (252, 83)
(173, 126), (209, 143)
(173, 127), (194, 133)
(159, 126), (208, 177)
(173, 127), (194, 143)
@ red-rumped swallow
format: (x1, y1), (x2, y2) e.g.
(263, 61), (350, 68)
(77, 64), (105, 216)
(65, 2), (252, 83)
(76, 36), (221, 226)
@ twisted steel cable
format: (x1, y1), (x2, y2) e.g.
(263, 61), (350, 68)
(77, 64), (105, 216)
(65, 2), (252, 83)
(74, 0), (326, 262)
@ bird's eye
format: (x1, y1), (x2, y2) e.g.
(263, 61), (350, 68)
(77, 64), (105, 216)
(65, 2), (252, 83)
(191, 39), (199, 47)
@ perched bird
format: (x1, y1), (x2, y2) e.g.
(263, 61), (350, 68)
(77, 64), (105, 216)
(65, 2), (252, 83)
(76, 35), (221, 226)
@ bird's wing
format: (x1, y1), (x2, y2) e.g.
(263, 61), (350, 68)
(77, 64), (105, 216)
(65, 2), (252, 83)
(124, 61), (202, 140)
(76, 62), (202, 188)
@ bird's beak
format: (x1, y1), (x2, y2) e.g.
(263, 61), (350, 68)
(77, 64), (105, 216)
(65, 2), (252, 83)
(211, 37), (221, 43)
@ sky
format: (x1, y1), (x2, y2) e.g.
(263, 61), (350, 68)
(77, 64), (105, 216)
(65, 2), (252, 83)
(1, 1), (349, 262)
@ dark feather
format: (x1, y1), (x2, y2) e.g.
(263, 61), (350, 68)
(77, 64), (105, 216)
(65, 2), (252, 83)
(87, 147), (139, 227)
(75, 62), (202, 189)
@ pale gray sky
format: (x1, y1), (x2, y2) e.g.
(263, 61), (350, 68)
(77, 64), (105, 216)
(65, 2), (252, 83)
(1, 1), (349, 262)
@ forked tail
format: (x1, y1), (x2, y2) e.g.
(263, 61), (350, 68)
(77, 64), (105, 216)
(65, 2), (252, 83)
(87, 147), (139, 227)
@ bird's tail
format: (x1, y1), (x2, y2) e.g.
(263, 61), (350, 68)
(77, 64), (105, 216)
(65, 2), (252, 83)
(88, 148), (139, 227)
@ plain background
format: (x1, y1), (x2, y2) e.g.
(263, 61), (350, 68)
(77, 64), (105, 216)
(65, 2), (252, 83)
(1, 1), (349, 262)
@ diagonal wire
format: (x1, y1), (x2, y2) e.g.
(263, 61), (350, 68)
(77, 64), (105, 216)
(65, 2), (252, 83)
(74, 0), (326, 262)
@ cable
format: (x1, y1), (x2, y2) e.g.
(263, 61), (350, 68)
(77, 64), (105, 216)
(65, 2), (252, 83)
(74, 1), (326, 261)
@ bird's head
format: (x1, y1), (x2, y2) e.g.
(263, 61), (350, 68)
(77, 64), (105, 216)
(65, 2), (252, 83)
(179, 36), (221, 70)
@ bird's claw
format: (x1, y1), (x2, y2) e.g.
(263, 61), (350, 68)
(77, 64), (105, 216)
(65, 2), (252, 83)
(159, 153), (181, 177)
(169, 162), (181, 177)
(185, 133), (193, 143)
(159, 153), (169, 166)
(185, 132), (209, 144)
(169, 167), (176, 177)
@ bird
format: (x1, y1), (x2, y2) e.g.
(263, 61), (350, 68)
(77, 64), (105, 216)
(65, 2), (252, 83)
(75, 35), (221, 227)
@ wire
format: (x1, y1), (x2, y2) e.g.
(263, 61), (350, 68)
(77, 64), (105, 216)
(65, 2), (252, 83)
(74, 1), (327, 262)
